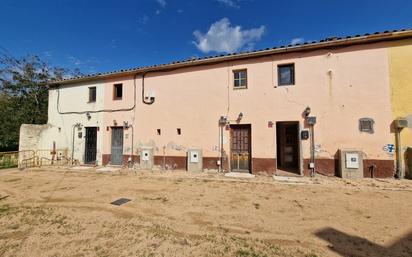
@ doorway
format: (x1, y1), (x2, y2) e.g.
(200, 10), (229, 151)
(110, 127), (124, 165)
(276, 122), (300, 174)
(84, 127), (97, 164)
(230, 124), (251, 173)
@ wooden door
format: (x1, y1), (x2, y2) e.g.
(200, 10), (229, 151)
(230, 125), (251, 173)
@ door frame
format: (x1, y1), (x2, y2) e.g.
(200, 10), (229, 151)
(110, 126), (124, 165)
(84, 127), (98, 165)
(229, 124), (252, 173)
(275, 121), (302, 175)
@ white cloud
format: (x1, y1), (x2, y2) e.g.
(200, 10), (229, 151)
(216, 0), (240, 9)
(291, 37), (304, 45)
(138, 14), (149, 25)
(193, 18), (265, 54)
(156, 0), (166, 8)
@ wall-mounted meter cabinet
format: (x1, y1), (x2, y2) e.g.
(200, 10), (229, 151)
(190, 151), (200, 163)
(345, 152), (360, 169)
(339, 150), (363, 179)
(139, 147), (154, 170)
(142, 149), (150, 161)
(187, 149), (203, 172)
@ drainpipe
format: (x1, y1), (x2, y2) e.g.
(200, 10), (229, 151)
(395, 127), (403, 179)
(310, 123), (315, 177)
(127, 124), (134, 168)
(71, 123), (81, 165)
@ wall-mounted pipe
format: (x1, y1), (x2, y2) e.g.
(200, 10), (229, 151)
(395, 127), (403, 179)
(56, 74), (138, 115)
(310, 123), (315, 177)
(71, 123), (81, 164)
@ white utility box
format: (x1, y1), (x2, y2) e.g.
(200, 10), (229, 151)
(339, 150), (363, 179)
(187, 149), (203, 172)
(139, 147), (154, 170)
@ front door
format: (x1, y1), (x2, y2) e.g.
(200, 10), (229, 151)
(111, 127), (124, 165)
(276, 122), (299, 172)
(230, 125), (251, 173)
(84, 127), (97, 164)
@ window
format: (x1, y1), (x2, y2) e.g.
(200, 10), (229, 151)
(157, 129), (161, 135)
(233, 69), (247, 89)
(88, 87), (96, 102)
(278, 64), (295, 86)
(359, 118), (374, 133)
(177, 128), (181, 135)
(113, 83), (123, 100)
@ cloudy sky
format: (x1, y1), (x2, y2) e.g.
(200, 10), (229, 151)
(1, 0), (412, 74)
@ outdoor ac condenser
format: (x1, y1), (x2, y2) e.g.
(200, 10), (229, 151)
(338, 150), (364, 179)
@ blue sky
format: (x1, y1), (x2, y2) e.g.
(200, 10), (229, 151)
(1, 0), (412, 74)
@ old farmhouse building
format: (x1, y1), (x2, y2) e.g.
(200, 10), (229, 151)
(19, 29), (412, 178)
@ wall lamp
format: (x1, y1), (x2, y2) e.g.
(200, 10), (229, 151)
(304, 106), (311, 117)
(237, 112), (244, 121)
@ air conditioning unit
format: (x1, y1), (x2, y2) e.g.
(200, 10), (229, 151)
(395, 119), (408, 129)
(187, 149), (203, 172)
(338, 150), (364, 179)
(144, 91), (156, 102)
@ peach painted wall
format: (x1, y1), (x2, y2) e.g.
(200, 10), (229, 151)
(101, 41), (393, 166)
(102, 77), (135, 158)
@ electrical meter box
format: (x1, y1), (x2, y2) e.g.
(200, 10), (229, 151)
(139, 147), (154, 170)
(338, 150), (364, 179)
(187, 149), (203, 172)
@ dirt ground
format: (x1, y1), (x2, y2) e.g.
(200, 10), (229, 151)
(0, 167), (412, 257)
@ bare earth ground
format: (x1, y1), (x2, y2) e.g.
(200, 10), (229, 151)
(0, 167), (412, 257)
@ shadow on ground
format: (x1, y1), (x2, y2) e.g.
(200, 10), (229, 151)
(315, 227), (412, 257)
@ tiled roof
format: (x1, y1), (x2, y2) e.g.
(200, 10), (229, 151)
(50, 28), (412, 86)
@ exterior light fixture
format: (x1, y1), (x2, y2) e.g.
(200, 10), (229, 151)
(238, 112), (243, 120)
(113, 120), (117, 126)
(304, 106), (311, 117)
(86, 112), (91, 120)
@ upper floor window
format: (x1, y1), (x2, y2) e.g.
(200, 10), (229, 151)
(113, 83), (123, 100)
(88, 87), (96, 102)
(233, 69), (247, 89)
(278, 63), (295, 86)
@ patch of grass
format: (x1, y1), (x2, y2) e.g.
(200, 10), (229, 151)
(0, 204), (10, 216)
(235, 248), (261, 257)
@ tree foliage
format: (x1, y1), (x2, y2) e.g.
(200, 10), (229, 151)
(0, 54), (81, 151)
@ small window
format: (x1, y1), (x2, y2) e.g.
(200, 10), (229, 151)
(278, 64), (295, 86)
(177, 128), (181, 135)
(359, 118), (374, 133)
(233, 69), (247, 89)
(88, 87), (96, 102)
(113, 83), (123, 100)
(157, 129), (161, 135)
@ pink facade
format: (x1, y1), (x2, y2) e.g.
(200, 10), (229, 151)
(97, 42), (394, 176)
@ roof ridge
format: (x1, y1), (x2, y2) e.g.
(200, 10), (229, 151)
(51, 28), (412, 85)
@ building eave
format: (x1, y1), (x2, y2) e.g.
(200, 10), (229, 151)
(48, 29), (412, 87)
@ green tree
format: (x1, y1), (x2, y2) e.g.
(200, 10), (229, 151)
(0, 54), (81, 151)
